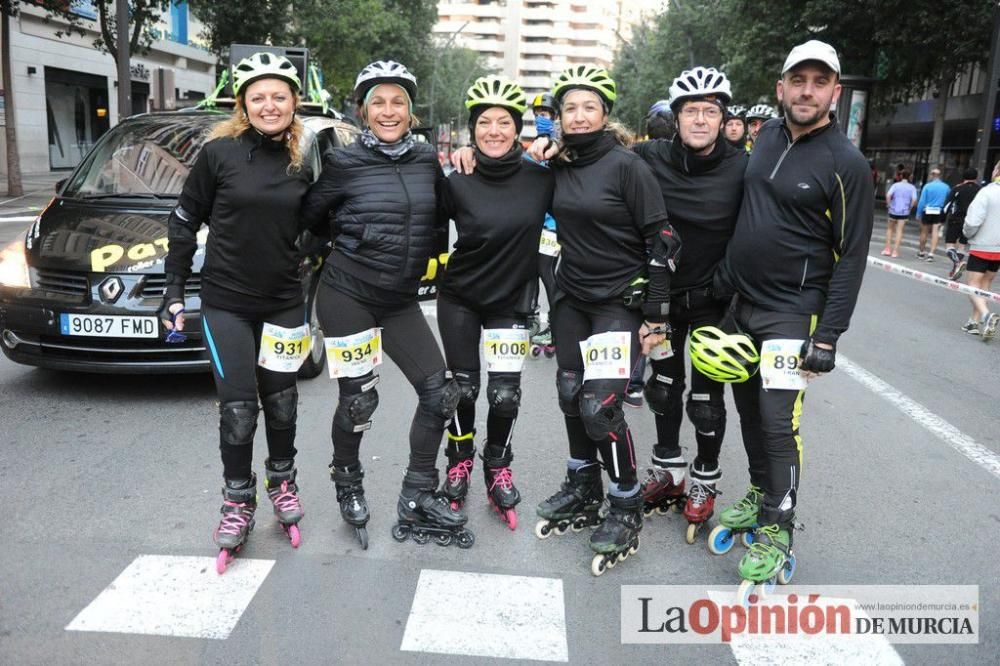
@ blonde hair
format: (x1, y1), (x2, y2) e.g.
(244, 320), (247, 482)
(554, 120), (635, 163)
(207, 93), (305, 173)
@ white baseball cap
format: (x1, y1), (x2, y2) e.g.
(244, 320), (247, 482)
(782, 40), (841, 75)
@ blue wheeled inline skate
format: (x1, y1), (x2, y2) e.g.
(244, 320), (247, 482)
(589, 492), (643, 576)
(392, 469), (475, 548)
(707, 484), (762, 555)
(214, 475), (257, 574)
(331, 462), (369, 550)
(535, 462), (605, 538)
(735, 504), (797, 604)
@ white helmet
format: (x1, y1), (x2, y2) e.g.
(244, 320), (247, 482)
(746, 103), (778, 120)
(354, 60), (417, 103)
(667, 67), (732, 111)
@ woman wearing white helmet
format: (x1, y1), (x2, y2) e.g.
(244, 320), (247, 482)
(160, 51), (311, 572)
(435, 76), (554, 530)
(301, 60), (471, 550)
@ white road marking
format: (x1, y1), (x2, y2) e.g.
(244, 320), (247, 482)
(839, 354), (1000, 481)
(401, 569), (569, 662)
(0, 215), (38, 223)
(66, 555), (274, 639)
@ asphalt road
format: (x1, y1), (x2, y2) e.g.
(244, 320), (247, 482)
(1, 227), (997, 664)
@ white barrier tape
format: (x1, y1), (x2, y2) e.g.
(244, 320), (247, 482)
(867, 256), (1000, 304)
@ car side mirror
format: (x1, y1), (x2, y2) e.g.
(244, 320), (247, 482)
(55, 178), (67, 193)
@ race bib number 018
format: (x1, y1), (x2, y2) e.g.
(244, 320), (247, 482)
(325, 327), (383, 379)
(483, 328), (529, 372)
(539, 229), (561, 257)
(760, 339), (807, 391)
(257, 322), (312, 373)
(580, 331), (631, 381)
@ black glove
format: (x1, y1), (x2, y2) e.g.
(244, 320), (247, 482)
(157, 297), (184, 328)
(799, 339), (836, 373)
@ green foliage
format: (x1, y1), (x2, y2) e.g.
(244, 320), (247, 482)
(185, 1), (294, 66)
(38, 0), (172, 64)
(425, 45), (492, 127)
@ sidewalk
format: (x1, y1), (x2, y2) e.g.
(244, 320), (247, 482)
(0, 172), (67, 218)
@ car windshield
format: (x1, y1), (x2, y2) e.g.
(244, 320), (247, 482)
(62, 114), (223, 199)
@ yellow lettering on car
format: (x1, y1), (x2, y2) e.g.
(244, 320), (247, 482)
(420, 252), (452, 281)
(127, 243), (157, 261)
(90, 245), (125, 272)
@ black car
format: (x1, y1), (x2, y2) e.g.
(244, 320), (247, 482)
(0, 111), (358, 375)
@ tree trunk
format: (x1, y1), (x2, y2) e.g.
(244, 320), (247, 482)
(927, 72), (950, 170)
(2, 9), (23, 197)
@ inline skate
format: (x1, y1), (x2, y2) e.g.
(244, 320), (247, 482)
(331, 462), (369, 549)
(482, 449), (520, 530)
(530, 326), (556, 359)
(442, 435), (476, 510)
(535, 462), (604, 538)
(214, 476), (257, 574)
(589, 492), (643, 576)
(264, 459), (303, 548)
(682, 464), (720, 544)
(640, 455), (686, 516)
(393, 469), (475, 548)
(707, 484), (762, 555)
(736, 504), (797, 603)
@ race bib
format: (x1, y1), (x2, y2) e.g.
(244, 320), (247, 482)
(760, 339), (807, 391)
(483, 328), (529, 373)
(257, 322), (312, 373)
(325, 327), (383, 379)
(924, 206), (942, 215)
(539, 229), (561, 257)
(649, 337), (673, 361)
(580, 331), (631, 381)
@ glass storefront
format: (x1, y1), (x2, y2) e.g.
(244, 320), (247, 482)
(45, 67), (110, 170)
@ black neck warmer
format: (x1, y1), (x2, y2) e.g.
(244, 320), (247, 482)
(561, 129), (617, 167)
(473, 143), (524, 180)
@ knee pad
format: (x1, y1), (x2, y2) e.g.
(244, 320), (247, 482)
(556, 368), (582, 417)
(686, 393), (726, 435)
(334, 373), (380, 433)
(415, 369), (461, 429)
(486, 373), (521, 419)
(644, 373), (684, 416)
(579, 382), (627, 442)
(451, 369), (481, 409)
(220, 400), (259, 447)
(261, 386), (298, 431)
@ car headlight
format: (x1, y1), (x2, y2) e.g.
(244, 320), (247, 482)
(0, 239), (31, 288)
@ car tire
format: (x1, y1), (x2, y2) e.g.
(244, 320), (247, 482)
(297, 275), (326, 380)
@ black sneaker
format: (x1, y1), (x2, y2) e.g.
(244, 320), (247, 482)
(961, 320), (980, 335)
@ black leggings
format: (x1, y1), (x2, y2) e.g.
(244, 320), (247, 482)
(202, 303), (304, 480)
(538, 253), (557, 343)
(552, 296), (643, 490)
(437, 293), (527, 461)
(647, 289), (727, 470)
(316, 285), (450, 474)
(729, 299), (815, 514)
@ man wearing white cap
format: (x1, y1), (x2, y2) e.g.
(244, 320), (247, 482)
(713, 39), (873, 588)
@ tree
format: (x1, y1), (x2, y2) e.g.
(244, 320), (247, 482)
(184, 1), (293, 67)
(2, 0), (22, 196)
(40, 0), (172, 67)
(424, 45), (491, 128)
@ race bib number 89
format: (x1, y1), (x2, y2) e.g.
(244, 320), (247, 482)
(760, 339), (807, 391)
(325, 327), (383, 379)
(580, 331), (631, 382)
(483, 328), (529, 372)
(258, 322), (312, 373)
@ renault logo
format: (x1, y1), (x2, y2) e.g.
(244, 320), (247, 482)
(99, 276), (124, 303)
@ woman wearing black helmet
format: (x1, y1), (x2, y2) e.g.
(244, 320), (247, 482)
(436, 76), (554, 530)
(529, 65), (679, 576)
(301, 60), (471, 550)
(160, 52), (312, 572)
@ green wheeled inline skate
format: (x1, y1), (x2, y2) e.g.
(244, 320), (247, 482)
(736, 505), (796, 604)
(707, 484), (762, 554)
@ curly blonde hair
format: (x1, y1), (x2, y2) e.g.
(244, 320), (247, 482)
(207, 92), (305, 173)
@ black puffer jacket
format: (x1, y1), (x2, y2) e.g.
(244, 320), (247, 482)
(301, 140), (445, 296)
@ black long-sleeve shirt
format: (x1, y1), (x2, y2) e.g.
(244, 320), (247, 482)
(719, 115), (873, 344)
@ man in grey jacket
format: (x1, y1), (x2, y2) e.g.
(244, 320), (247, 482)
(962, 160), (1000, 339)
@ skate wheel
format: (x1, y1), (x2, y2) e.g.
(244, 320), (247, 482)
(357, 526), (369, 550)
(643, 507), (654, 518)
(530, 346), (542, 358)
(708, 525), (735, 555)
(503, 508), (518, 530)
(671, 502), (682, 513)
(287, 524), (301, 548)
(413, 530), (431, 545)
(570, 517), (587, 532)
(457, 530), (476, 549)
(685, 522), (699, 545)
(629, 536), (640, 555)
(391, 524), (409, 542)
(777, 553), (796, 585)
(742, 531), (755, 548)
(534, 520), (552, 539)
(216, 549), (230, 575)
(435, 532), (453, 547)
(544, 349), (556, 358)
(591, 554), (607, 577)
(736, 579), (757, 607)
(655, 505), (669, 516)
(553, 523), (568, 536)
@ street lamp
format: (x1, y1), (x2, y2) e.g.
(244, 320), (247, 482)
(429, 20), (470, 132)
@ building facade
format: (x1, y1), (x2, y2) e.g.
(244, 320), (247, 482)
(1, 1), (218, 176)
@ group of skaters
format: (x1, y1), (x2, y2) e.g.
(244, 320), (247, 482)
(160, 38), (874, 587)
(884, 163), (1000, 339)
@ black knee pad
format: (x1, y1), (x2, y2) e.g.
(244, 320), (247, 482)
(334, 373), (380, 433)
(643, 373), (684, 416)
(220, 400), (259, 447)
(686, 393), (726, 435)
(451, 369), (481, 409)
(556, 368), (582, 417)
(579, 382), (627, 442)
(486, 373), (521, 419)
(415, 369), (461, 429)
(261, 386), (298, 431)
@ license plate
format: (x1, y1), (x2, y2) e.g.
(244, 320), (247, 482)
(59, 313), (158, 338)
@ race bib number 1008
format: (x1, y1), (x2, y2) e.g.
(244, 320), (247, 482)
(580, 331), (631, 382)
(257, 322), (312, 373)
(325, 327), (383, 379)
(483, 328), (529, 372)
(760, 339), (807, 391)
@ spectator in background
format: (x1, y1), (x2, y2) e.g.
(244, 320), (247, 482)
(943, 168), (981, 280)
(960, 160), (1000, 338)
(915, 168), (950, 262)
(645, 100), (676, 141)
(883, 168), (917, 258)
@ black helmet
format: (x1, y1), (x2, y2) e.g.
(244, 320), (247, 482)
(646, 100), (675, 140)
(532, 92), (556, 113)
